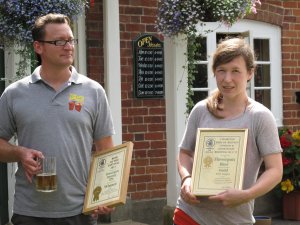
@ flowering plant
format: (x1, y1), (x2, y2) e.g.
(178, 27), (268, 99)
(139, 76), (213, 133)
(0, 0), (89, 81)
(156, 0), (261, 37)
(278, 128), (300, 194)
(0, 0), (88, 45)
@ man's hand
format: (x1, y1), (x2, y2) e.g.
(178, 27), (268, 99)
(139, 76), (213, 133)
(92, 205), (115, 218)
(19, 147), (44, 183)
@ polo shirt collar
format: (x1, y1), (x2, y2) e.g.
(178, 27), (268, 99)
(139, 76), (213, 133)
(29, 66), (84, 84)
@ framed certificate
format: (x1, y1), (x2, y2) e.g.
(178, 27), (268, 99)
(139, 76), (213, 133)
(191, 128), (248, 196)
(83, 142), (133, 214)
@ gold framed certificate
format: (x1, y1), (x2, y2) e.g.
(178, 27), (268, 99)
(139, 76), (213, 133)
(83, 142), (133, 214)
(191, 128), (248, 196)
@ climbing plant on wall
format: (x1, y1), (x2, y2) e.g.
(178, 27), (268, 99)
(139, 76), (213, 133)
(156, 0), (261, 113)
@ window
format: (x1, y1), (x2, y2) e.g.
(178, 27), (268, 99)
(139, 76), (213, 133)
(190, 36), (208, 103)
(253, 39), (271, 109)
(190, 20), (282, 126)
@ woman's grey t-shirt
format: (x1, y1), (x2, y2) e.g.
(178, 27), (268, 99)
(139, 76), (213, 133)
(177, 98), (282, 225)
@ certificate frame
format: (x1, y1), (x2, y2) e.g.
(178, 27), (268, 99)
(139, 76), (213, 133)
(83, 142), (133, 214)
(191, 128), (248, 196)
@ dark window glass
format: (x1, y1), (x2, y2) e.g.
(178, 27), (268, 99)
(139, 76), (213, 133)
(255, 89), (271, 109)
(191, 91), (208, 104)
(216, 33), (241, 44)
(194, 36), (207, 61)
(255, 64), (270, 87)
(254, 39), (270, 61)
(192, 64), (208, 88)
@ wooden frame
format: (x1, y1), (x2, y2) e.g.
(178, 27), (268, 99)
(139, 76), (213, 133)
(83, 142), (133, 214)
(191, 128), (248, 196)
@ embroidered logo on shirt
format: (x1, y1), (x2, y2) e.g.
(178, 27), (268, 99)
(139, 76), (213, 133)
(69, 93), (84, 112)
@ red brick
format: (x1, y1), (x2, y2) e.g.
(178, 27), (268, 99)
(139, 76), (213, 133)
(144, 116), (163, 123)
(123, 133), (134, 141)
(128, 108), (148, 116)
(134, 133), (145, 141)
(147, 181), (166, 190)
(146, 165), (166, 174)
(150, 190), (166, 198)
(135, 166), (146, 175)
(152, 174), (167, 182)
(126, 24), (146, 32)
(136, 183), (147, 191)
(148, 149), (166, 157)
(133, 141), (150, 149)
(150, 140), (166, 149)
(150, 157), (167, 165)
(131, 192), (151, 200)
(131, 175), (152, 183)
(145, 132), (164, 140)
(134, 149), (147, 158)
(123, 6), (143, 15)
(283, 1), (298, 8)
(148, 124), (166, 132)
(132, 158), (149, 167)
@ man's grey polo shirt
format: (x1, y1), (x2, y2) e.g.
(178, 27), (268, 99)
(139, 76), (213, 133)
(0, 66), (115, 217)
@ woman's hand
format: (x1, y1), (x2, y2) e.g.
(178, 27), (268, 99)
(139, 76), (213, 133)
(209, 189), (251, 207)
(180, 176), (200, 204)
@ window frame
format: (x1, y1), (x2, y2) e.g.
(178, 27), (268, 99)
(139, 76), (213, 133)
(194, 20), (282, 126)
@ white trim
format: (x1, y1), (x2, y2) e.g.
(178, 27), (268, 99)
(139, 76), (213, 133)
(103, 0), (122, 145)
(197, 20), (283, 126)
(165, 35), (188, 206)
(74, 14), (87, 75)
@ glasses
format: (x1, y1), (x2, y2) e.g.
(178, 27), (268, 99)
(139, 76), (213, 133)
(38, 39), (78, 46)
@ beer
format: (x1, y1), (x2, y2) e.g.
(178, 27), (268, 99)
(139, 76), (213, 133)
(36, 173), (57, 192)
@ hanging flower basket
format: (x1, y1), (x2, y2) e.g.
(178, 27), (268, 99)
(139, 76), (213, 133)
(0, 0), (90, 81)
(156, 0), (261, 37)
(0, 0), (89, 46)
(156, 0), (261, 113)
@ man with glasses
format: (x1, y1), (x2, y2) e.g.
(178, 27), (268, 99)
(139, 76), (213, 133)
(0, 13), (115, 225)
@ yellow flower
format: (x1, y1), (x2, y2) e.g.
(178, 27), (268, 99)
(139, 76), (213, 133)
(292, 130), (300, 142)
(281, 179), (294, 193)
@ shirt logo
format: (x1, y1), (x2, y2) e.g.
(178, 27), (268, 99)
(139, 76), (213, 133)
(68, 93), (84, 112)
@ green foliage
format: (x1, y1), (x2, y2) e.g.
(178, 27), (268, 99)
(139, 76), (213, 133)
(276, 128), (300, 197)
(157, 0), (261, 114)
(0, 0), (88, 82)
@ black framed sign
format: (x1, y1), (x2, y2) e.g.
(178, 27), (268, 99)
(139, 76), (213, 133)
(132, 34), (164, 98)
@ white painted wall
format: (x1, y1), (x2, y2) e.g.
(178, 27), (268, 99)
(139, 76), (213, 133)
(165, 36), (188, 206)
(5, 47), (21, 222)
(103, 0), (122, 145)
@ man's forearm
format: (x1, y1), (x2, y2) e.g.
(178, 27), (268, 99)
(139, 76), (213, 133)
(0, 138), (21, 162)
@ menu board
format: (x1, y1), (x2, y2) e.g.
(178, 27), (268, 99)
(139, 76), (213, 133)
(133, 34), (164, 98)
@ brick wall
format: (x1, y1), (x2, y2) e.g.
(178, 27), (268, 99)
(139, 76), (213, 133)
(86, 0), (168, 201)
(119, 0), (167, 201)
(86, 0), (104, 86)
(248, 0), (300, 130)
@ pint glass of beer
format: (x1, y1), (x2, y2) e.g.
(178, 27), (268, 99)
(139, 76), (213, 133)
(35, 156), (57, 192)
